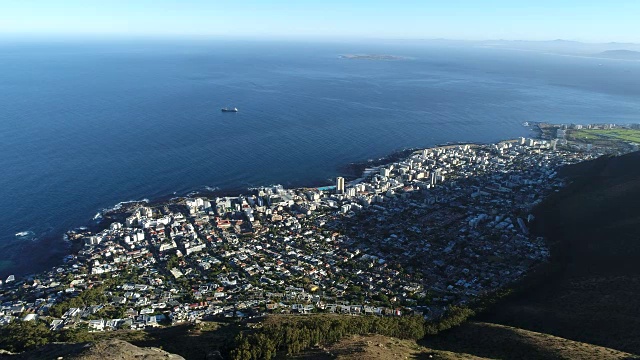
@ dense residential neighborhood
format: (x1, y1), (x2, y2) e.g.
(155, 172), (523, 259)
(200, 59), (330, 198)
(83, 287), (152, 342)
(0, 134), (619, 334)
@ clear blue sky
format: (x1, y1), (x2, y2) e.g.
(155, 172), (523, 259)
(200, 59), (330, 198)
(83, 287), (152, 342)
(1, 0), (638, 42)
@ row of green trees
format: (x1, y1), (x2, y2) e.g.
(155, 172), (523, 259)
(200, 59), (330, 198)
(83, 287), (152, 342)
(0, 307), (475, 355)
(229, 315), (427, 360)
(0, 320), (94, 352)
(424, 306), (475, 335)
(228, 306), (476, 360)
(0, 320), (52, 352)
(47, 285), (108, 318)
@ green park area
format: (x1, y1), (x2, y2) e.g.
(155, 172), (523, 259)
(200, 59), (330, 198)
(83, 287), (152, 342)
(570, 128), (640, 143)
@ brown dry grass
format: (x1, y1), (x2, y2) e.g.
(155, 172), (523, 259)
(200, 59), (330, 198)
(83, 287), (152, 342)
(423, 321), (639, 360)
(290, 334), (489, 360)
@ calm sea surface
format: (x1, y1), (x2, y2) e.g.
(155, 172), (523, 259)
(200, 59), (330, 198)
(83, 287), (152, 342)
(1, 39), (639, 277)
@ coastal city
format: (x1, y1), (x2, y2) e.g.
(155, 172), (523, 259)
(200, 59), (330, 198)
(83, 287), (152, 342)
(4, 3), (640, 358)
(0, 124), (634, 334)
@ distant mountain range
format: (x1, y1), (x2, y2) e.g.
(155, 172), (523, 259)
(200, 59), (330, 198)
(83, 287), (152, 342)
(393, 38), (640, 60)
(477, 39), (640, 57)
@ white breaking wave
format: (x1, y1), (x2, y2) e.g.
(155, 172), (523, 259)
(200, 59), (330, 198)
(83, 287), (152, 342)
(101, 198), (150, 214)
(15, 231), (34, 238)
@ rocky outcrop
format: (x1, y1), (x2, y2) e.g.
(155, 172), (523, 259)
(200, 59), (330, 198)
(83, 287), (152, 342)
(2, 340), (184, 360)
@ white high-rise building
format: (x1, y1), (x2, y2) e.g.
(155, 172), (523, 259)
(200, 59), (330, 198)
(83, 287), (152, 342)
(336, 177), (345, 194)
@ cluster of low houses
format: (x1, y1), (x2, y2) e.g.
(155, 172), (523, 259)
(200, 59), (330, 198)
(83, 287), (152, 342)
(0, 137), (610, 333)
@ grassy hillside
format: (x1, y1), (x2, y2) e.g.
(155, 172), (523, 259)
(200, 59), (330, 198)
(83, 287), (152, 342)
(0, 340), (186, 360)
(291, 334), (489, 360)
(0, 322), (239, 360)
(290, 321), (638, 360)
(480, 151), (640, 354)
(423, 322), (637, 360)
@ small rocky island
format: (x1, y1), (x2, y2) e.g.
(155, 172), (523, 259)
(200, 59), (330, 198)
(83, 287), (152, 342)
(595, 49), (640, 60)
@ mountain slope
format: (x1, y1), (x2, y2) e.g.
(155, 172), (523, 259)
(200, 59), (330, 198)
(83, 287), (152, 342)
(292, 334), (489, 360)
(423, 322), (638, 360)
(481, 151), (640, 354)
(0, 340), (185, 360)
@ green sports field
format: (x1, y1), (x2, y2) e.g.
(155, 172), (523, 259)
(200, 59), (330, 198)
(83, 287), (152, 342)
(570, 128), (640, 143)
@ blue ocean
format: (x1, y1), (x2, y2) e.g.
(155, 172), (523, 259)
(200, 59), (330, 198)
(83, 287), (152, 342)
(1, 39), (640, 277)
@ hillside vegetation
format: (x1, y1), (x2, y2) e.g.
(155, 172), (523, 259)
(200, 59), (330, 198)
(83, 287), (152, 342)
(481, 151), (640, 353)
(423, 322), (637, 360)
(292, 334), (489, 360)
(0, 339), (185, 360)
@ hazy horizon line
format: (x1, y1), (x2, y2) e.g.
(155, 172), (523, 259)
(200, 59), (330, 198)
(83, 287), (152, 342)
(0, 32), (637, 46)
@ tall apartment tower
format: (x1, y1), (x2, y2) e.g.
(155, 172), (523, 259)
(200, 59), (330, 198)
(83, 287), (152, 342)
(336, 177), (345, 194)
